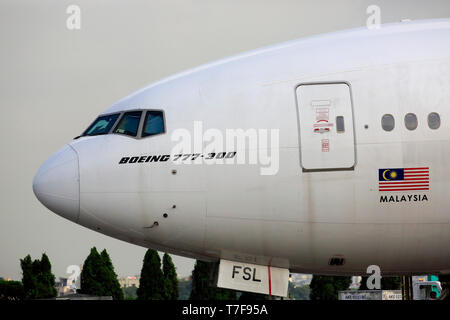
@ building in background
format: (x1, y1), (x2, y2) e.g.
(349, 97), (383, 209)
(55, 277), (77, 296)
(289, 274), (312, 287)
(118, 276), (140, 288)
(350, 276), (362, 289)
(0, 277), (13, 281)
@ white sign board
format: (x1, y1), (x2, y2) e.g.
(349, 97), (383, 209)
(217, 259), (289, 297)
(339, 290), (402, 300)
(382, 290), (403, 300)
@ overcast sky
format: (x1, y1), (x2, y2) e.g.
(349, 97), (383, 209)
(1, 0), (449, 281)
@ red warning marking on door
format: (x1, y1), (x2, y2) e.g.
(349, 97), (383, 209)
(322, 139), (330, 152)
(315, 107), (329, 121)
(314, 108), (333, 133)
(313, 122), (334, 127)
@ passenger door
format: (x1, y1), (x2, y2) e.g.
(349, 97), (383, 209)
(295, 82), (355, 171)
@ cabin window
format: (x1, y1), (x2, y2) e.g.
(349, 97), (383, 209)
(404, 113), (418, 130)
(428, 112), (440, 129)
(113, 111), (142, 137)
(381, 114), (395, 131)
(83, 113), (120, 136)
(336, 116), (345, 132)
(142, 111), (165, 137)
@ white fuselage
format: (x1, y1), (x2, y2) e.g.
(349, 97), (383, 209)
(33, 19), (450, 276)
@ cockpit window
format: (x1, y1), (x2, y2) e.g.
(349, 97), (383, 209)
(113, 111), (142, 137)
(83, 113), (120, 136)
(142, 111), (165, 137)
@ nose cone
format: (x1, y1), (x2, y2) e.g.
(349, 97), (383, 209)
(33, 145), (80, 223)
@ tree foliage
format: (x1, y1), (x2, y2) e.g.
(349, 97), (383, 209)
(100, 249), (124, 300)
(37, 254), (57, 298)
(20, 255), (36, 299)
(178, 277), (192, 300)
(381, 276), (402, 290)
(0, 280), (25, 300)
(189, 260), (236, 300)
(79, 247), (123, 300)
(20, 253), (57, 299)
(359, 276), (369, 290)
(123, 284), (138, 300)
(309, 275), (351, 300)
(79, 247), (105, 296)
(162, 253), (179, 300)
(288, 282), (311, 300)
(359, 276), (402, 290)
(137, 249), (165, 300)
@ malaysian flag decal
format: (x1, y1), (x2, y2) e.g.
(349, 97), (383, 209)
(378, 167), (429, 192)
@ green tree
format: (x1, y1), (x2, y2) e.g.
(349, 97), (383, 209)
(0, 280), (25, 300)
(123, 284), (138, 300)
(439, 275), (450, 300)
(178, 277), (192, 300)
(100, 249), (124, 300)
(137, 249), (165, 300)
(381, 277), (402, 290)
(20, 255), (37, 299)
(162, 253), (179, 300)
(288, 282), (311, 300)
(310, 275), (351, 300)
(79, 247), (123, 299)
(359, 276), (369, 290)
(359, 276), (402, 290)
(79, 247), (104, 296)
(189, 260), (236, 300)
(37, 253), (57, 298)
(20, 253), (57, 299)
(189, 260), (214, 300)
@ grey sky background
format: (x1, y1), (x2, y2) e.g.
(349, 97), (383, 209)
(1, 0), (449, 281)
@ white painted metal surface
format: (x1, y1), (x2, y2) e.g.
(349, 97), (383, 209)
(33, 19), (450, 280)
(296, 82), (355, 170)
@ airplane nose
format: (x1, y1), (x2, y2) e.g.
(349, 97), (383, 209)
(33, 145), (80, 223)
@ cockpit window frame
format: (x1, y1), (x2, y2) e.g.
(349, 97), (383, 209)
(81, 108), (166, 140)
(141, 109), (166, 139)
(82, 112), (121, 137)
(112, 110), (144, 138)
